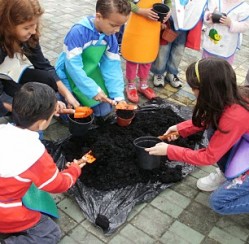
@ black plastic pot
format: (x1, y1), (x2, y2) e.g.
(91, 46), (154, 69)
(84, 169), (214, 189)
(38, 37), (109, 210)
(133, 136), (162, 170)
(68, 114), (94, 136)
(153, 3), (170, 23)
(212, 12), (227, 23)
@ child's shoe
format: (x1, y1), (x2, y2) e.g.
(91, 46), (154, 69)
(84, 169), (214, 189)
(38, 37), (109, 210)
(126, 83), (139, 103)
(165, 73), (183, 88)
(153, 74), (165, 87)
(138, 82), (156, 100)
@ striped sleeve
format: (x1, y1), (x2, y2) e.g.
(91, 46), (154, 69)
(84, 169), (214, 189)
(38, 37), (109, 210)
(20, 150), (81, 193)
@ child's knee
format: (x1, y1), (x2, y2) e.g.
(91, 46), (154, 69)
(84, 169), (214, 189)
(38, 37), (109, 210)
(93, 103), (112, 117)
(209, 191), (225, 214)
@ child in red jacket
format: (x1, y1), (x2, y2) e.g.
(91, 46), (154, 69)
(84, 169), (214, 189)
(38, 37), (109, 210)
(0, 82), (86, 243)
(146, 57), (249, 215)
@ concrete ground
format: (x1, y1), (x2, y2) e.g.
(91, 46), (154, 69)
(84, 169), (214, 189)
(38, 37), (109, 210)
(2, 0), (249, 243)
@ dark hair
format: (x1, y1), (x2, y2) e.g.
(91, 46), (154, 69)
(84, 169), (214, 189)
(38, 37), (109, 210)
(0, 0), (44, 58)
(96, 0), (131, 18)
(186, 57), (249, 131)
(12, 82), (57, 128)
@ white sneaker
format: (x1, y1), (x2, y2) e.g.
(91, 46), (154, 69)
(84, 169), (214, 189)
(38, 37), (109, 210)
(165, 73), (183, 88)
(197, 168), (226, 192)
(153, 74), (165, 87)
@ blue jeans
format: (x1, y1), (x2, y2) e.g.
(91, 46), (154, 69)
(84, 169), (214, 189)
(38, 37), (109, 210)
(92, 102), (112, 117)
(151, 30), (187, 75)
(3, 214), (61, 244)
(209, 174), (249, 215)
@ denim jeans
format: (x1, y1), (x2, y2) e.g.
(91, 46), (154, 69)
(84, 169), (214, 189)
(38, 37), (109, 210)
(2, 214), (61, 244)
(151, 30), (187, 76)
(209, 174), (249, 215)
(92, 102), (112, 117)
(245, 68), (249, 86)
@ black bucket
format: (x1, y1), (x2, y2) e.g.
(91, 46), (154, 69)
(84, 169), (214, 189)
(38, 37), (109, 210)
(133, 136), (162, 170)
(68, 114), (94, 136)
(153, 3), (170, 23)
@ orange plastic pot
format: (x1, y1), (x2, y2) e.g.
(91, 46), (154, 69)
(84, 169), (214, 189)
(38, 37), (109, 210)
(116, 110), (135, 127)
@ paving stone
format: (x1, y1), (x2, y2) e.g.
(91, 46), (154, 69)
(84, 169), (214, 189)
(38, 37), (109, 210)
(150, 190), (189, 218)
(196, 165), (218, 174)
(57, 197), (85, 223)
(190, 168), (211, 179)
(66, 224), (104, 244)
(131, 205), (173, 238)
(208, 226), (245, 244)
(52, 193), (66, 204)
(178, 201), (220, 235)
(181, 175), (199, 189)
(59, 235), (81, 244)
(161, 220), (205, 244)
(201, 237), (221, 244)
(127, 202), (147, 221)
(57, 210), (78, 234)
(109, 224), (154, 244)
(194, 191), (211, 208)
(81, 219), (113, 243)
(216, 218), (249, 242)
(171, 89), (196, 106)
(169, 181), (199, 199)
(160, 230), (193, 244)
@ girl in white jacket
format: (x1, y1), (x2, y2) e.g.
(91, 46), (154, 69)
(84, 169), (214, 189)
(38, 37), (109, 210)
(202, 0), (249, 64)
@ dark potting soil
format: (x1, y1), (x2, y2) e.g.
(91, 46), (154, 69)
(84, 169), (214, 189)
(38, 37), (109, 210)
(61, 104), (203, 191)
(116, 109), (134, 119)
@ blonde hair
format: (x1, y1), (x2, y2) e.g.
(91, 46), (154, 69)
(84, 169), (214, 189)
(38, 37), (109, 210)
(0, 0), (44, 57)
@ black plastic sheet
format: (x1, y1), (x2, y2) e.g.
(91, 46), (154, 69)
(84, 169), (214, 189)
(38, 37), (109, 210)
(44, 99), (207, 234)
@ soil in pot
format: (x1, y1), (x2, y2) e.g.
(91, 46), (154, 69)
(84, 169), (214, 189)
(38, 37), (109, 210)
(116, 110), (135, 127)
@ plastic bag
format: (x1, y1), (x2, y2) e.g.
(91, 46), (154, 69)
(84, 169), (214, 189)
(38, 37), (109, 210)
(46, 99), (206, 234)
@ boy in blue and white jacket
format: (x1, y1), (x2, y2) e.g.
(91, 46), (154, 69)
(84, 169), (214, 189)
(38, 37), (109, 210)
(56, 0), (131, 118)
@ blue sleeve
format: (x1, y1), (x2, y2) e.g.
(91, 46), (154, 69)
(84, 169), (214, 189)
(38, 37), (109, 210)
(100, 36), (125, 100)
(64, 25), (101, 99)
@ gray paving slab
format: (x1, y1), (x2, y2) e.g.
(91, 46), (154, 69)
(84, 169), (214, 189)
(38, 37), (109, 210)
(1, 0), (249, 243)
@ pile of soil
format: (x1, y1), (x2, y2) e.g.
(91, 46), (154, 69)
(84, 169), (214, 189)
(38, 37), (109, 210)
(61, 102), (202, 191)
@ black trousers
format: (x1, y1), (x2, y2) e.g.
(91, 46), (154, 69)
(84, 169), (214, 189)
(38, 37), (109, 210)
(19, 68), (58, 91)
(1, 68), (58, 98)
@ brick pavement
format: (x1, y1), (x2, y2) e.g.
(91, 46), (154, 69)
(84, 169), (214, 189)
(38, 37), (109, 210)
(1, 0), (249, 243)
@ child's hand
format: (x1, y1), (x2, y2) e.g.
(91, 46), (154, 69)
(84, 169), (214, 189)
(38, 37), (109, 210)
(161, 23), (166, 30)
(94, 91), (116, 105)
(66, 158), (86, 169)
(54, 101), (67, 116)
(64, 93), (80, 109)
(162, 11), (171, 23)
(145, 142), (169, 156)
(220, 15), (231, 27)
(137, 8), (159, 21)
(205, 12), (213, 22)
(164, 125), (179, 141)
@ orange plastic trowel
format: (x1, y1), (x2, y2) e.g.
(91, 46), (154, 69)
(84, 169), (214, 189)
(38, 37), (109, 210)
(82, 150), (96, 164)
(62, 106), (93, 119)
(115, 101), (138, 111)
(158, 131), (179, 140)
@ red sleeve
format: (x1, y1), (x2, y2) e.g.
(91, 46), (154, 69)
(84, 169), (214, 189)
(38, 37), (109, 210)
(21, 150), (82, 193)
(177, 119), (204, 138)
(168, 105), (249, 166)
